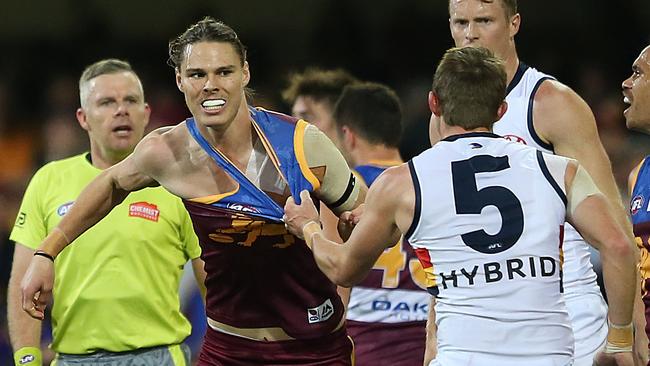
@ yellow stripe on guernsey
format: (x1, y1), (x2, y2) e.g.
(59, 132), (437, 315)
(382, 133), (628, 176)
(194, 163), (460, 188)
(349, 336), (356, 365)
(189, 186), (240, 205)
(367, 159), (402, 167)
(423, 264), (437, 289)
(631, 157), (647, 191)
(294, 119), (321, 191)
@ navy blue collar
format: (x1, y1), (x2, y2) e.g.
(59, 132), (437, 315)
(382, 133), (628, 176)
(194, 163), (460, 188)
(507, 62), (529, 95)
(441, 131), (501, 142)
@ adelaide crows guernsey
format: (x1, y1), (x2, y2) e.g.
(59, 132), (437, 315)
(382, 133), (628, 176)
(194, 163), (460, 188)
(408, 133), (573, 365)
(494, 62), (600, 297)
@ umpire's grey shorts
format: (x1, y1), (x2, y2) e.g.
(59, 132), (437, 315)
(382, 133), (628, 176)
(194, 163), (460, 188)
(52, 343), (191, 366)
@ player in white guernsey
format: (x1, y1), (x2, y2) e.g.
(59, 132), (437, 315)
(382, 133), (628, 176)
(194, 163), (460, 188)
(283, 47), (637, 366)
(446, 1), (633, 364)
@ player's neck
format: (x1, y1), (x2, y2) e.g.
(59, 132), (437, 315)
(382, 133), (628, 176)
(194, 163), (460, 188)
(89, 147), (129, 170)
(352, 142), (402, 167)
(504, 49), (520, 85)
(439, 125), (491, 140)
(200, 103), (254, 164)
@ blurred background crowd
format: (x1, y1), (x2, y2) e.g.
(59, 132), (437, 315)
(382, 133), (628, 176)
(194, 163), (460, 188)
(1, 0), (649, 363)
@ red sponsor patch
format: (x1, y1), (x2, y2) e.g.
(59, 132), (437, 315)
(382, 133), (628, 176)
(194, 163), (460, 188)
(129, 201), (160, 222)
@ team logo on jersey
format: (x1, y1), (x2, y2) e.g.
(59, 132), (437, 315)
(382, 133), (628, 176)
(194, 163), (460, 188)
(227, 203), (260, 214)
(631, 195), (645, 216)
(307, 298), (334, 324)
(502, 134), (527, 144)
(128, 202), (160, 222)
(57, 201), (74, 216)
(469, 142), (483, 149)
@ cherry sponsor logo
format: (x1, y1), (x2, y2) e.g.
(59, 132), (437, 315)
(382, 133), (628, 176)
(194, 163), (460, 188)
(502, 134), (527, 144)
(129, 201), (160, 222)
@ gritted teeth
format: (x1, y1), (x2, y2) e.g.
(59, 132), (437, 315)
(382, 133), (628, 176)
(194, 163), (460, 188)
(202, 99), (226, 108)
(623, 96), (631, 105)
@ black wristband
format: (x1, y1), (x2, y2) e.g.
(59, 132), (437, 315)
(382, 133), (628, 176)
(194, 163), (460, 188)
(34, 250), (55, 262)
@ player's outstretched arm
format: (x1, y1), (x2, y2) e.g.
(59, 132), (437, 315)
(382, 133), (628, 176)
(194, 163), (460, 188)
(20, 133), (164, 320)
(284, 165), (412, 287)
(566, 160), (637, 363)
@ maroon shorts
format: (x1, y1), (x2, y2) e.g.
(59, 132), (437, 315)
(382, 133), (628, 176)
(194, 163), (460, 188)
(347, 320), (426, 366)
(198, 326), (354, 365)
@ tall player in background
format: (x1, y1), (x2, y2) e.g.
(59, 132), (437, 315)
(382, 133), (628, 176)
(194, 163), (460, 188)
(443, 1), (633, 364)
(332, 82), (428, 365)
(623, 44), (650, 365)
(7, 59), (205, 366)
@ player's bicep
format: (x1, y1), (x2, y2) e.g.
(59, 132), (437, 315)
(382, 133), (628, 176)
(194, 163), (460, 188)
(300, 124), (367, 215)
(536, 82), (614, 193)
(342, 177), (401, 272)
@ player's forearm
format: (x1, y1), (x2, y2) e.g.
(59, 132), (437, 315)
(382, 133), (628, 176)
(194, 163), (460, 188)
(423, 297), (438, 365)
(8, 257), (42, 349)
(633, 280), (649, 364)
(41, 171), (129, 256)
(310, 233), (357, 287)
(600, 237), (638, 326)
(598, 172), (633, 234)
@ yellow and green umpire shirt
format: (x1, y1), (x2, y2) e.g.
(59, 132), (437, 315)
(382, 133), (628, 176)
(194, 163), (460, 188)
(10, 153), (201, 354)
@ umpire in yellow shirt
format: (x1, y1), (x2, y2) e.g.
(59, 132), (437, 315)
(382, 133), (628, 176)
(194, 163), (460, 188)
(7, 59), (206, 366)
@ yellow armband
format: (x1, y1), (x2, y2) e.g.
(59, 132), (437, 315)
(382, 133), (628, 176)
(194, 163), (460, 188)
(605, 320), (633, 354)
(14, 347), (42, 366)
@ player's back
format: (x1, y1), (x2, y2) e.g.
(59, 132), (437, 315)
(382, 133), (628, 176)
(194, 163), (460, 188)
(408, 132), (573, 366)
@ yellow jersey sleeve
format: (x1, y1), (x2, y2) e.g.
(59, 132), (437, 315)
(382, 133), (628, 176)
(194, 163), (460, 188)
(10, 166), (49, 249)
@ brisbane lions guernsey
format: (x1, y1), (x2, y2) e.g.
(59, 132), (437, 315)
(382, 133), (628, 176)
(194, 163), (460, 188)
(347, 162), (428, 365)
(630, 157), (650, 347)
(408, 132), (573, 365)
(182, 108), (344, 340)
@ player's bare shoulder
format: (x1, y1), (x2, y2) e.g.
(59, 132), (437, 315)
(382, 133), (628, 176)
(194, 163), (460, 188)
(132, 122), (190, 179)
(367, 163), (415, 232)
(533, 78), (597, 144)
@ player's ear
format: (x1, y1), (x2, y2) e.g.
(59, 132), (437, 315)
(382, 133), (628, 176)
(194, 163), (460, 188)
(341, 125), (356, 150)
(175, 68), (184, 92)
(242, 61), (251, 87)
(496, 101), (508, 120)
(428, 91), (442, 117)
(76, 108), (90, 131)
(510, 13), (521, 38)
